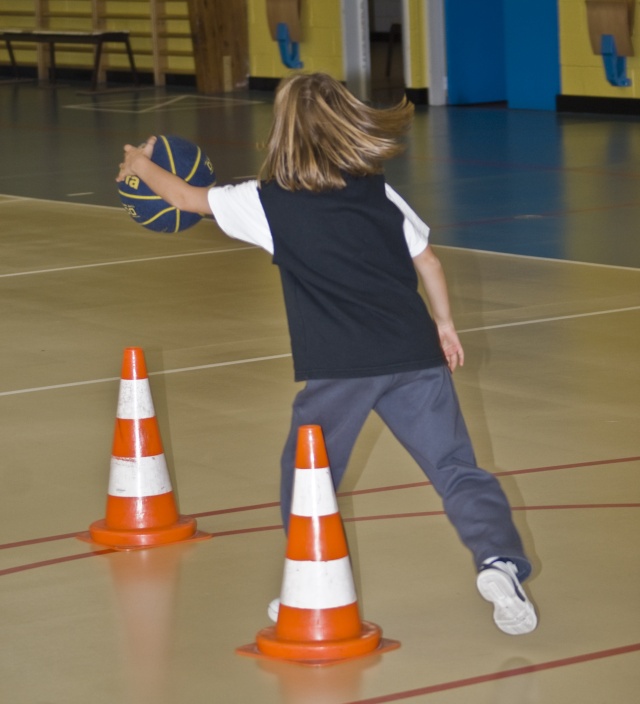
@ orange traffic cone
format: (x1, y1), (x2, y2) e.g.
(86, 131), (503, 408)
(237, 425), (400, 665)
(79, 347), (210, 550)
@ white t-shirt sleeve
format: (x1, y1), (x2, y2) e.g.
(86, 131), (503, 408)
(207, 180), (274, 254)
(384, 183), (430, 257)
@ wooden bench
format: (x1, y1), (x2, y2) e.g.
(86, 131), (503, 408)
(0, 29), (139, 90)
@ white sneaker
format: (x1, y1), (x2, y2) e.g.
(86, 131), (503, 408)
(267, 598), (280, 623)
(476, 559), (537, 635)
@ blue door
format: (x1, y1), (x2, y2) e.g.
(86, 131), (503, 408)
(444, 0), (560, 110)
(445, 0), (506, 105)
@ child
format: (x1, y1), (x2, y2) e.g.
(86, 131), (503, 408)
(116, 72), (537, 635)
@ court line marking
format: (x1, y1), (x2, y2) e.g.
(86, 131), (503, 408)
(461, 305), (640, 332)
(0, 353), (293, 397)
(0, 194), (127, 210)
(343, 643), (640, 704)
(431, 200), (640, 232)
(1, 504), (638, 574)
(63, 94), (265, 114)
(434, 243), (640, 272)
(0, 244), (256, 279)
(2, 503), (638, 569)
(1, 455), (638, 552)
(0, 550), (114, 577)
(0, 195), (30, 204)
(2, 193), (640, 272)
(1, 237), (637, 278)
(0, 301), (638, 397)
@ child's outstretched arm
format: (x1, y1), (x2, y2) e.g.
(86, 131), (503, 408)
(116, 136), (212, 216)
(413, 245), (465, 372)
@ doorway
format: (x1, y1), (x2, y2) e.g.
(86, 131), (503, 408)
(369, 0), (405, 103)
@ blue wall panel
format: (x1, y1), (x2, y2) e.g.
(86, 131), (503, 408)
(444, 0), (560, 110)
(504, 0), (560, 110)
(444, 0), (506, 105)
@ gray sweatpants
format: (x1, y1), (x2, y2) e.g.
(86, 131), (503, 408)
(280, 367), (532, 580)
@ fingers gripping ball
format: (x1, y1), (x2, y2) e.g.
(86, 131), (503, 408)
(118, 135), (216, 232)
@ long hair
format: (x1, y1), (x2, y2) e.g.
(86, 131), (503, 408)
(258, 72), (414, 192)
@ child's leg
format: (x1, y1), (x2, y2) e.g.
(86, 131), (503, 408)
(279, 377), (385, 531)
(373, 367), (532, 581)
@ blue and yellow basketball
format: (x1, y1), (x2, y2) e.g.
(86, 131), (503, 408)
(118, 135), (216, 232)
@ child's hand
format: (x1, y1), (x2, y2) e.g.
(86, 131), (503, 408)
(116, 136), (156, 182)
(438, 324), (464, 372)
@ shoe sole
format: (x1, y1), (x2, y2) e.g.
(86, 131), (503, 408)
(476, 568), (538, 635)
(267, 598), (280, 623)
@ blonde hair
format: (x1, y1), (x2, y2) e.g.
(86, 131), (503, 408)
(258, 72), (414, 192)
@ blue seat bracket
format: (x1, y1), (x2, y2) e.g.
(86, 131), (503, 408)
(601, 34), (632, 87)
(276, 22), (303, 69)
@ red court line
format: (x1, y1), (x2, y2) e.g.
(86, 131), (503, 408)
(1, 455), (637, 552)
(343, 643), (640, 704)
(3, 503), (637, 578)
(0, 549), (113, 577)
(193, 503), (640, 536)
(341, 503), (640, 526)
(515, 503), (640, 511)
(210, 524), (282, 538)
(0, 531), (81, 550)
(496, 455), (640, 477)
(342, 455), (640, 498)
(191, 500), (280, 519)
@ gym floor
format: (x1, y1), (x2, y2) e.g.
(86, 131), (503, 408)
(0, 78), (639, 704)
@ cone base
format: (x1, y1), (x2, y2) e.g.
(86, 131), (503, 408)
(78, 516), (211, 550)
(237, 622), (400, 666)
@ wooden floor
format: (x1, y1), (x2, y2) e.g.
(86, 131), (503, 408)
(0, 80), (639, 704)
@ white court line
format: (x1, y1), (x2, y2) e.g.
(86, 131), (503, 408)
(1, 306), (638, 398)
(434, 243), (640, 272)
(460, 306), (640, 333)
(136, 95), (190, 114)
(2, 193), (640, 272)
(0, 196), (31, 204)
(0, 354), (292, 397)
(63, 94), (264, 114)
(0, 194), (132, 211)
(0, 245), (256, 278)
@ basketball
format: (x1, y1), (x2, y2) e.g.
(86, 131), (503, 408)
(118, 135), (216, 232)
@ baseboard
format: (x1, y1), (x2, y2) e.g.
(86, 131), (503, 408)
(0, 66), (195, 88)
(248, 76), (281, 91)
(556, 94), (640, 115)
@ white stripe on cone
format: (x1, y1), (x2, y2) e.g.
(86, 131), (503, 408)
(290, 466), (338, 517)
(280, 556), (357, 610)
(108, 455), (172, 497)
(117, 379), (156, 420)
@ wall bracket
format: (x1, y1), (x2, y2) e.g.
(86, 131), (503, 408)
(276, 22), (303, 68)
(586, 0), (634, 87)
(601, 33), (631, 85)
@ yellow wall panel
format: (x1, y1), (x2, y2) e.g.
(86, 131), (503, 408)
(559, 2), (594, 64)
(406, 0), (427, 89)
(307, 0), (341, 26)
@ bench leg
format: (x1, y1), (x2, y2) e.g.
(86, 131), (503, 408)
(48, 43), (56, 83)
(5, 40), (18, 77)
(124, 38), (139, 86)
(92, 41), (104, 90)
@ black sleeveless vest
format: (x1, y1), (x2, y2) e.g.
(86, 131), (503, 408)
(258, 174), (445, 381)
